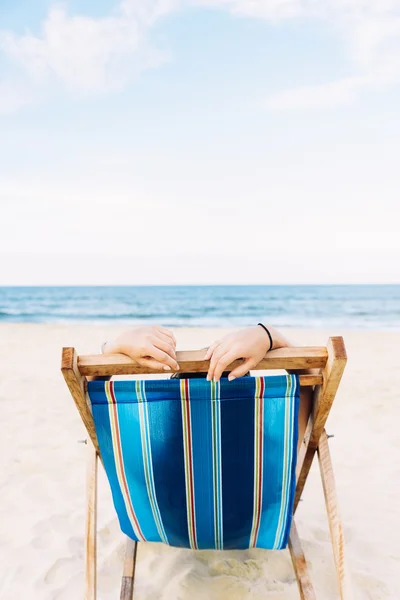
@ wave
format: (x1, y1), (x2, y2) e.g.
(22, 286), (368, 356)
(1, 284), (400, 328)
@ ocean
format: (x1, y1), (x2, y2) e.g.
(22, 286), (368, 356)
(0, 285), (399, 329)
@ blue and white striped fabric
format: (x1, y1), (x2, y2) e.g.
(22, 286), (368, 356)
(87, 374), (299, 550)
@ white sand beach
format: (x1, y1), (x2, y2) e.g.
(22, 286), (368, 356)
(0, 324), (399, 600)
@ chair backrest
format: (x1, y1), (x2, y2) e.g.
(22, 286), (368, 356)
(62, 338), (346, 548)
(87, 373), (299, 550)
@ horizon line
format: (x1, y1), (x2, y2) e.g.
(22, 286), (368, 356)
(1, 282), (400, 288)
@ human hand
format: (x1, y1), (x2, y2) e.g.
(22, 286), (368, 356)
(103, 326), (179, 371)
(204, 326), (274, 382)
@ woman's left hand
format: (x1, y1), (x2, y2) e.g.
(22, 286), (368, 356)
(204, 326), (273, 382)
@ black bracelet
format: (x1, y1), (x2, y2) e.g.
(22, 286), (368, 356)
(257, 323), (273, 351)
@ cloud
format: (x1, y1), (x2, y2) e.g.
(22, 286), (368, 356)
(202, 0), (400, 24)
(1, 0), (400, 113)
(195, 0), (400, 109)
(195, 0), (302, 19)
(264, 76), (365, 110)
(0, 0), (172, 105)
(222, 0), (400, 109)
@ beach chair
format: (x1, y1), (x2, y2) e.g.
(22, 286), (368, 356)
(61, 336), (351, 600)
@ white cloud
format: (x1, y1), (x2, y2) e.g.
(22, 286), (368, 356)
(195, 0), (302, 19)
(265, 75), (370, 110)
(225, 0), (400, 109)
(0, 0), (171, 104)
(1, 0), (400, 112)
(203, 0), (400, 23)
(194, 0), (400, 109)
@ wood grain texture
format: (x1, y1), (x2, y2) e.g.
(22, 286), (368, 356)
(296, 414), (314, 480)
(294, 337), (347, 511)
(120, 539), (138, 600)
(78, 347), (328, 377)
(61, 347), (100, 456)
(85, 442), (98, 600)
(298, 375), (322, 386)
(318, 431), (353, 599)
(288, 521), (316, 600)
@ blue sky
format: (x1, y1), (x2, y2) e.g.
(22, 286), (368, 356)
(1, 0), (399, 284)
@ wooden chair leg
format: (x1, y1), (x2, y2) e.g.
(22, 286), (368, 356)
(318, 431), (353, 600)
(288, 521), (316, 600)
(294, 337), (347, 512)
(120, 538), (138, 600)
(85, 441), (98, 600)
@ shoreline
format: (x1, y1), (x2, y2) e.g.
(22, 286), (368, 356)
(3, 321), (400, 333)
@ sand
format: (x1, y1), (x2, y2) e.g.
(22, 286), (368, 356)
(0, 324), (399, 600)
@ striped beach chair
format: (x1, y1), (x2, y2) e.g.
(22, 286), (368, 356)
(61, 337), (351, 599)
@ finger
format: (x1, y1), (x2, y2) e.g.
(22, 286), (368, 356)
(204, 340), (220, 362)
(155, 330), (177, 348)
(157, 327), (176, 345)
(228, 357), (257, 381)
(151, 336), (177, 359)
(146, 345), (179, 370)
(137, 357), (173, 372)
(213, 350), (238, 382)
(207, 345), (226, 381)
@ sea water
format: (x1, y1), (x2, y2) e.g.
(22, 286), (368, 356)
(0, 285), (399, 329)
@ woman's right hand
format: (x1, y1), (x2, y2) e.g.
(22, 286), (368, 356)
(103, 326), (179, 372)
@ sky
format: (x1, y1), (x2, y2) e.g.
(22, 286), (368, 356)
(1, 0), (400, 285)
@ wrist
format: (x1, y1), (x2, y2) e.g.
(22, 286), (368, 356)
(257, 324), (293, 351)
(257, 323), (273, 351)
(271, 329), (293, 350)
(102, 340), (118, 354)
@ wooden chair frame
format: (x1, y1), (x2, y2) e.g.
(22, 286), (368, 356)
(61, 336), (352, 600)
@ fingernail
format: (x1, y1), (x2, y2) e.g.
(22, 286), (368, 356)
(206, 375), (210, 381)
(228, 375), (236, 382)
(175, 364), (180, 371)
(163, 366), (171, 371)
